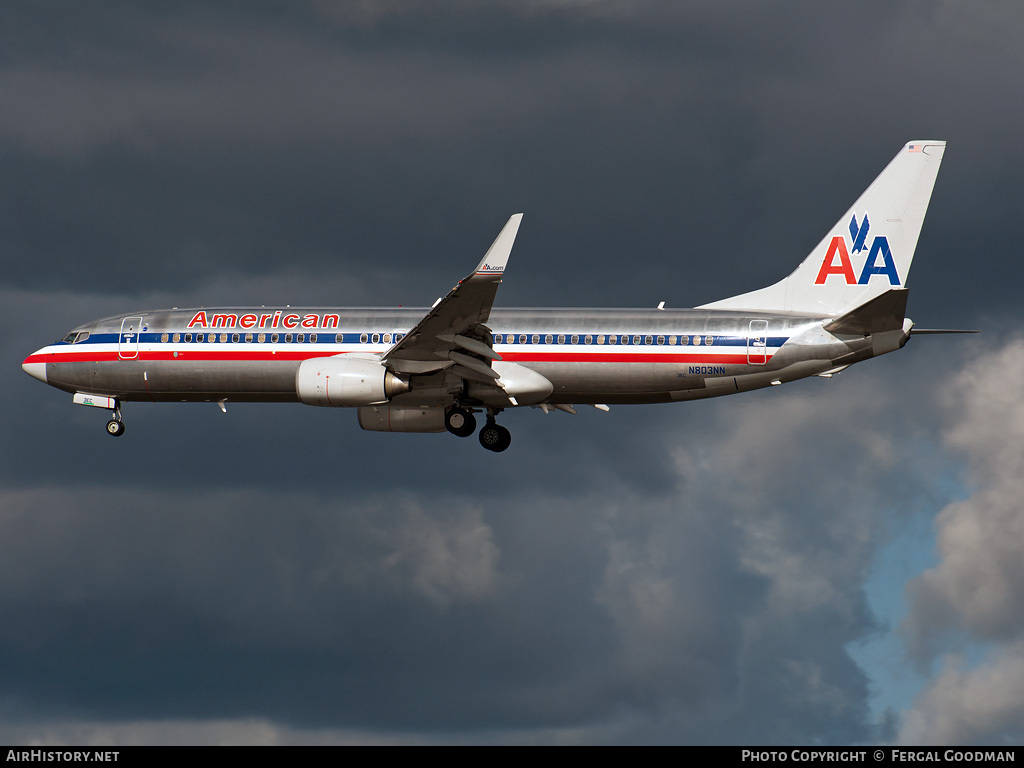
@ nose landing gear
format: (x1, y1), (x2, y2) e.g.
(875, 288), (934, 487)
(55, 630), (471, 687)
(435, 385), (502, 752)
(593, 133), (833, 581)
(105, 407), (125, 437)
(104, 403), (125, 437)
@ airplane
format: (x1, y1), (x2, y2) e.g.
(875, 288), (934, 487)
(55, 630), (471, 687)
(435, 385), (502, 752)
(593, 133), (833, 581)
(22, 140), (970, 452)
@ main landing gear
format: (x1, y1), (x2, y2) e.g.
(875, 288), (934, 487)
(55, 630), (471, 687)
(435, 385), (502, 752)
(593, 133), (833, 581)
(445, 406), (511, 452)
(444, 406), (477, 438)
(478, 421), (511, 452)
(478, 413), (511, 453)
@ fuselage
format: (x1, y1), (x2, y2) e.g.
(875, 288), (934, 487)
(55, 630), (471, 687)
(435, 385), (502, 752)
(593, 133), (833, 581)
(22, 305), (899, 407)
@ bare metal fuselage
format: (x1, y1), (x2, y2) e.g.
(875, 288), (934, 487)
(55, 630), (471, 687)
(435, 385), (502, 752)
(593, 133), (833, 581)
(28, 305), (897, 408)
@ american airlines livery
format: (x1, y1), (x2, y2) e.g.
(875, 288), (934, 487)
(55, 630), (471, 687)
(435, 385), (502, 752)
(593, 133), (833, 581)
(23, 141), (969, 452)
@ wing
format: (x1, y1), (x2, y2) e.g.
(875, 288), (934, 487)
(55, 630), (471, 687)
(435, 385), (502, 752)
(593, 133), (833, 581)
(382, 214), (522, 382)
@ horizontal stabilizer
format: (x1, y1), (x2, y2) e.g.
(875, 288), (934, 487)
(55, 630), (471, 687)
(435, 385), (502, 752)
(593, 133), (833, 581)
(824, 289), (908, 336)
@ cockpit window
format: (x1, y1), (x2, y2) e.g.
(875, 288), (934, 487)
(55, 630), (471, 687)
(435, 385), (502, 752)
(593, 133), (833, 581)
(61, 331), (90, 344)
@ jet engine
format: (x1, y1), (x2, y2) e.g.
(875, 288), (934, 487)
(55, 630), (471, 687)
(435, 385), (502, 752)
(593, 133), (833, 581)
(296, 357), (409, 406)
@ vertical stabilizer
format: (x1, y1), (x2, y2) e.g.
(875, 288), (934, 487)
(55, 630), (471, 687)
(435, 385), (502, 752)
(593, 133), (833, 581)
(699, 141), (945, 315)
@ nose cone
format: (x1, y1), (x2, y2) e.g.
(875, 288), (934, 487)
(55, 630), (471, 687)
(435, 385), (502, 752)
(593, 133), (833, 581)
(22, 354), (47, 383)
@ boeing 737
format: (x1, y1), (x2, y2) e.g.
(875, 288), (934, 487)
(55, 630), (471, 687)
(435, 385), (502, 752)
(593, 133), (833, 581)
(22, 141), (966, 451)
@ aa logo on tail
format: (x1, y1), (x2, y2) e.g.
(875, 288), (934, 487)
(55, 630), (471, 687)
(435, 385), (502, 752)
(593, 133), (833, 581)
(814, 213), (900, 286)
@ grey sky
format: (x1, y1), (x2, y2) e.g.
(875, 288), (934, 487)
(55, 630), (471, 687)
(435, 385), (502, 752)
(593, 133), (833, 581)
(2, 0), (1023, 745)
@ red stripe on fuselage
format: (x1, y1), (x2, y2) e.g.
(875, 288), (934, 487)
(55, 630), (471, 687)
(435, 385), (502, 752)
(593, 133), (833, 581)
(500, 351), (751, 364)
(26, 349), (769, 365)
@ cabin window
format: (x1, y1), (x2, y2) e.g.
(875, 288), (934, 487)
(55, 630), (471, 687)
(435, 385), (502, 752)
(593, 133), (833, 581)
(584, 335), (592, 345)
(196, 333), (204, 342)
(571, 334), (579, 344)
(632, 336), (640, 345)
(271, 333), (279, 343)
(657, 335), (665, 345)
(557, 334), (566, 344)
(597, 335), (605, 345)
(516, 334), (523, 344)
(173, 333), (181, 343)
(705, 335), (714, 346)
(608, 334), (616, 345)
(532, 334), (540, 344)
(383, 333), (391, 343)
(258, 333), (265, 343)
(220, 333), (228, 343)
(185, 333), (192, 343)
(297, 333), (305, 343)
(371, 333), (379, 344)
(285, 333), (293, 343)
(693, 335), (701, 346)
(544, 334), (552, 344)
(232, 333), (240, 343)
(668, 335), (676, 345)
(336, 333), (344, 344)
(161, 333), (169, 343)
(245, 333), (253, 343)
(360, 333), (368, 344)
(680, 335), (689, 346)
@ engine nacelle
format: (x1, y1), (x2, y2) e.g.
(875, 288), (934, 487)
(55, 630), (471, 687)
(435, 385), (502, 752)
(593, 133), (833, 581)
(358, 405), (447, 433)
(296, 357), (409, 407)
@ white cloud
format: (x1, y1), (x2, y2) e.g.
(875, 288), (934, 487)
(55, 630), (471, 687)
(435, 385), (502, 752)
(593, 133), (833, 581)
(379, 499), (499, 607)
(899, 338), (1024, 744)
(898, 645), (1024, 746)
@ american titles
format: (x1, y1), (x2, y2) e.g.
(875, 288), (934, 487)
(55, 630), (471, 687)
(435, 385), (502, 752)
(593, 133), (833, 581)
(187, 310), (340, 330)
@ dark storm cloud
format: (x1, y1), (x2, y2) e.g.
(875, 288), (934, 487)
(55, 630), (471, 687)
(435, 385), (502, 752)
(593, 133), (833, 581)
(6, 0), (1018, 315)
(4, 0), (1024, 745)
(0, 376), (918, 741)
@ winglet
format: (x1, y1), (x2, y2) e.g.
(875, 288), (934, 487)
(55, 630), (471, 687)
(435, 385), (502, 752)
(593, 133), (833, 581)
(474, 214), (523, 276)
